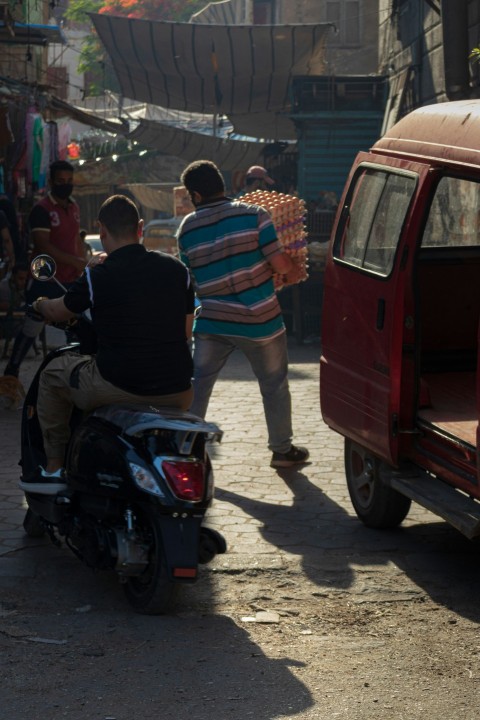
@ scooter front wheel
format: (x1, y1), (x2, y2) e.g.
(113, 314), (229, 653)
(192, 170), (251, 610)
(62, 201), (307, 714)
(123, 509), (175, 615)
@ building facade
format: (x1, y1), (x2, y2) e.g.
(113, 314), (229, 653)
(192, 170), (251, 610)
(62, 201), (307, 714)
(279, 0), (379, 74)
(378, 0), (480, 130)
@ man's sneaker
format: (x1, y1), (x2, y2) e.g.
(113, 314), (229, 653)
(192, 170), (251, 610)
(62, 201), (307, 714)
(270, 445), (310, 468)
(19, 467), (68, 495)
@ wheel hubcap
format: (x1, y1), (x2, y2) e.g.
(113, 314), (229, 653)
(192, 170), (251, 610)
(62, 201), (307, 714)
(351, 450), (375, 508)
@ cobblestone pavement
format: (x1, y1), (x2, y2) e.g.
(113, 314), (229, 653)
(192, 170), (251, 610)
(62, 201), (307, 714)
(3, 338), (480, 720)
(0, 337), (456, 581)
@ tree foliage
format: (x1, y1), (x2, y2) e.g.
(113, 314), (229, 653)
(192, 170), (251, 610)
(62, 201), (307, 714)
(99, 0), (207, 21)
(65, 0), (207, 95)
(470, 47), (480, 63)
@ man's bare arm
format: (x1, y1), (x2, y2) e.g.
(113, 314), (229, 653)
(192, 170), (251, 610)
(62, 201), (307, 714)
(33, 296), (76, 323)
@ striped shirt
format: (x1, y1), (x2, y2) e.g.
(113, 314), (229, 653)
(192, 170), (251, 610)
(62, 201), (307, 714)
(178, 198), (285, 340)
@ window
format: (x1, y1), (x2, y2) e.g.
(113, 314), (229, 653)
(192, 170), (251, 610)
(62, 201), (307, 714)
(422, 177), (480, 248)
(253, 0), (275, 24)
(327, 0), (361, 46)
(334, 166), (417, 276)
(46, 66), (68, 100)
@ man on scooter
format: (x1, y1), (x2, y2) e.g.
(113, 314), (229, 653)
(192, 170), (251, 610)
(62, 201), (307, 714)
(22, 194), (195, 494)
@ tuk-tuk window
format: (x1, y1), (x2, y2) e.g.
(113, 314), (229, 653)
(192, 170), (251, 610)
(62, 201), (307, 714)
(422, 177), (480, 248)
(334, 167), (416, 275)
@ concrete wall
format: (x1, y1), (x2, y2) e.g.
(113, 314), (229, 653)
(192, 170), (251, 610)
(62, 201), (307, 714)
(48, 29), (86, 104)
(378, 0), (480, 115)
(278, 0), (379, 74)
(0, 0), (49, 84)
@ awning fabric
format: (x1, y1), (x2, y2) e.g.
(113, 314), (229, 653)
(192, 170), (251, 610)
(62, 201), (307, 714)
(120, 183), (177, 213)
(127, 119), (265, 171)
(48, 95), (128, 134)
(73, 150), (185, 196)
(0, 22), (65, 46)
(222, 111), (295, 141)
(57, 97), (276, 170)
(64, 96), (291, 169)
(89, 14), (332, 138)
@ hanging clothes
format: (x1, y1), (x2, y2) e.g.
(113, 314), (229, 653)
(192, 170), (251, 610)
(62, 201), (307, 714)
(57, 119), (72, 161)
(0, 105), (14, 147)
(32, 114), (44, 188)
(25, 110), (44, 189)
(48, 121), (59, 165)
(38, 120), (51, 190)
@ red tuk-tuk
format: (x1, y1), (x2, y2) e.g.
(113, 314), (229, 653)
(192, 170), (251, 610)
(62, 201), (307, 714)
(320, 100), (480, 539)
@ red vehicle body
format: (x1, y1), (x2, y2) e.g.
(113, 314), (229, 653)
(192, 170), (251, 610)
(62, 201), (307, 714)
(320, 100), (480, 538)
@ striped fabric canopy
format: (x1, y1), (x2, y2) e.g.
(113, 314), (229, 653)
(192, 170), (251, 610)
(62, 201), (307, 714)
(90, 14), (333, 140)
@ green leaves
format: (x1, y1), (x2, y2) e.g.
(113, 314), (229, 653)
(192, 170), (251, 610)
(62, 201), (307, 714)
(469, 47), (480, 63)
(65, 0), (207, 95)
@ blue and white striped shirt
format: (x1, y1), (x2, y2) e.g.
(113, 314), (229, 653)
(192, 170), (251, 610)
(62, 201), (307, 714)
(178, 198), (285, 340)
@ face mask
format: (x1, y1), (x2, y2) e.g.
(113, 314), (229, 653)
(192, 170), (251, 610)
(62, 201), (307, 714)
(52, 183), (73, 200)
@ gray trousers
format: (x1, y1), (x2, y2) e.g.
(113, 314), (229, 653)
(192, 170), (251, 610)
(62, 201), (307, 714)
(37, 353), (193, 461)
(191, 331), (293, 453)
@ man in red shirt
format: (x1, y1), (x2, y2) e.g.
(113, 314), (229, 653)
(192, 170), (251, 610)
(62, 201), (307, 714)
(4, 160), (86, 378)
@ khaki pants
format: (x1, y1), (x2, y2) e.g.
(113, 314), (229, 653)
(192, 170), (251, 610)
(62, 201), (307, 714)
(37, 353), (193, 461)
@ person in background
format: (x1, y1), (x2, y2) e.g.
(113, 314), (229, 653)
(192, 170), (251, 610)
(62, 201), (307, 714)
(0, 262), (29, 349)
(0, 208), (16, 279)
(0, 193), (23, 262)
(3, 160), (86, 378)
(21, 195), (194, 493)
(79, 228), (93, 260)
(177, 159), (309, 469)
(236, 165), (275, 197)
(0, 262), (28, 312)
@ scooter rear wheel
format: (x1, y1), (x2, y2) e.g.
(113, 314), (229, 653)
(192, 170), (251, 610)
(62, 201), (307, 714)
(123, 509), (175, 615)
(23, 508), (46, 538)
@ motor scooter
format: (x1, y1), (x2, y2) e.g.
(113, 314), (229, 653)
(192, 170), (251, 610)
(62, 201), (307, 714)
(19, 255), (226, 614)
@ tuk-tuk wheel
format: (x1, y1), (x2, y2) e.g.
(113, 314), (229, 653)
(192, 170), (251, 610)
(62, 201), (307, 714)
(345, 439), (411, 528)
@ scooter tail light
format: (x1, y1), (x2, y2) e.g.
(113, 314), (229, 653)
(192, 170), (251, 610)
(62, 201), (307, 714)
(161, 460), (205, 502)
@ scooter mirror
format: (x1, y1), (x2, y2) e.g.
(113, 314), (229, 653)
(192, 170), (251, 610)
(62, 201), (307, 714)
(31, 254), (57, 281)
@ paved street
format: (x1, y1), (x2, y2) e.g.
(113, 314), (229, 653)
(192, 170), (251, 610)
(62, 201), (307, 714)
(0, 336), (438, 570)
(1, 337), (477, 602)
(2, 337), (480, 719)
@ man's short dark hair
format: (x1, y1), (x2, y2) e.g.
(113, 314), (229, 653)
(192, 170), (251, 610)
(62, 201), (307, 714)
(49, 160), (74, 181)
(181, 160), (225, 199)
(98, 195), (140, 237)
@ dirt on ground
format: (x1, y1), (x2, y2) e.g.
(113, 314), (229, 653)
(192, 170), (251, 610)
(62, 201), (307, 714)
(2, 346), (480, 719)
(1, 527), (480, 720)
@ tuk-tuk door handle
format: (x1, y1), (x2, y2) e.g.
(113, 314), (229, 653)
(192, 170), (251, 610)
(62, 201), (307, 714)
(376, 298), (385, 330)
